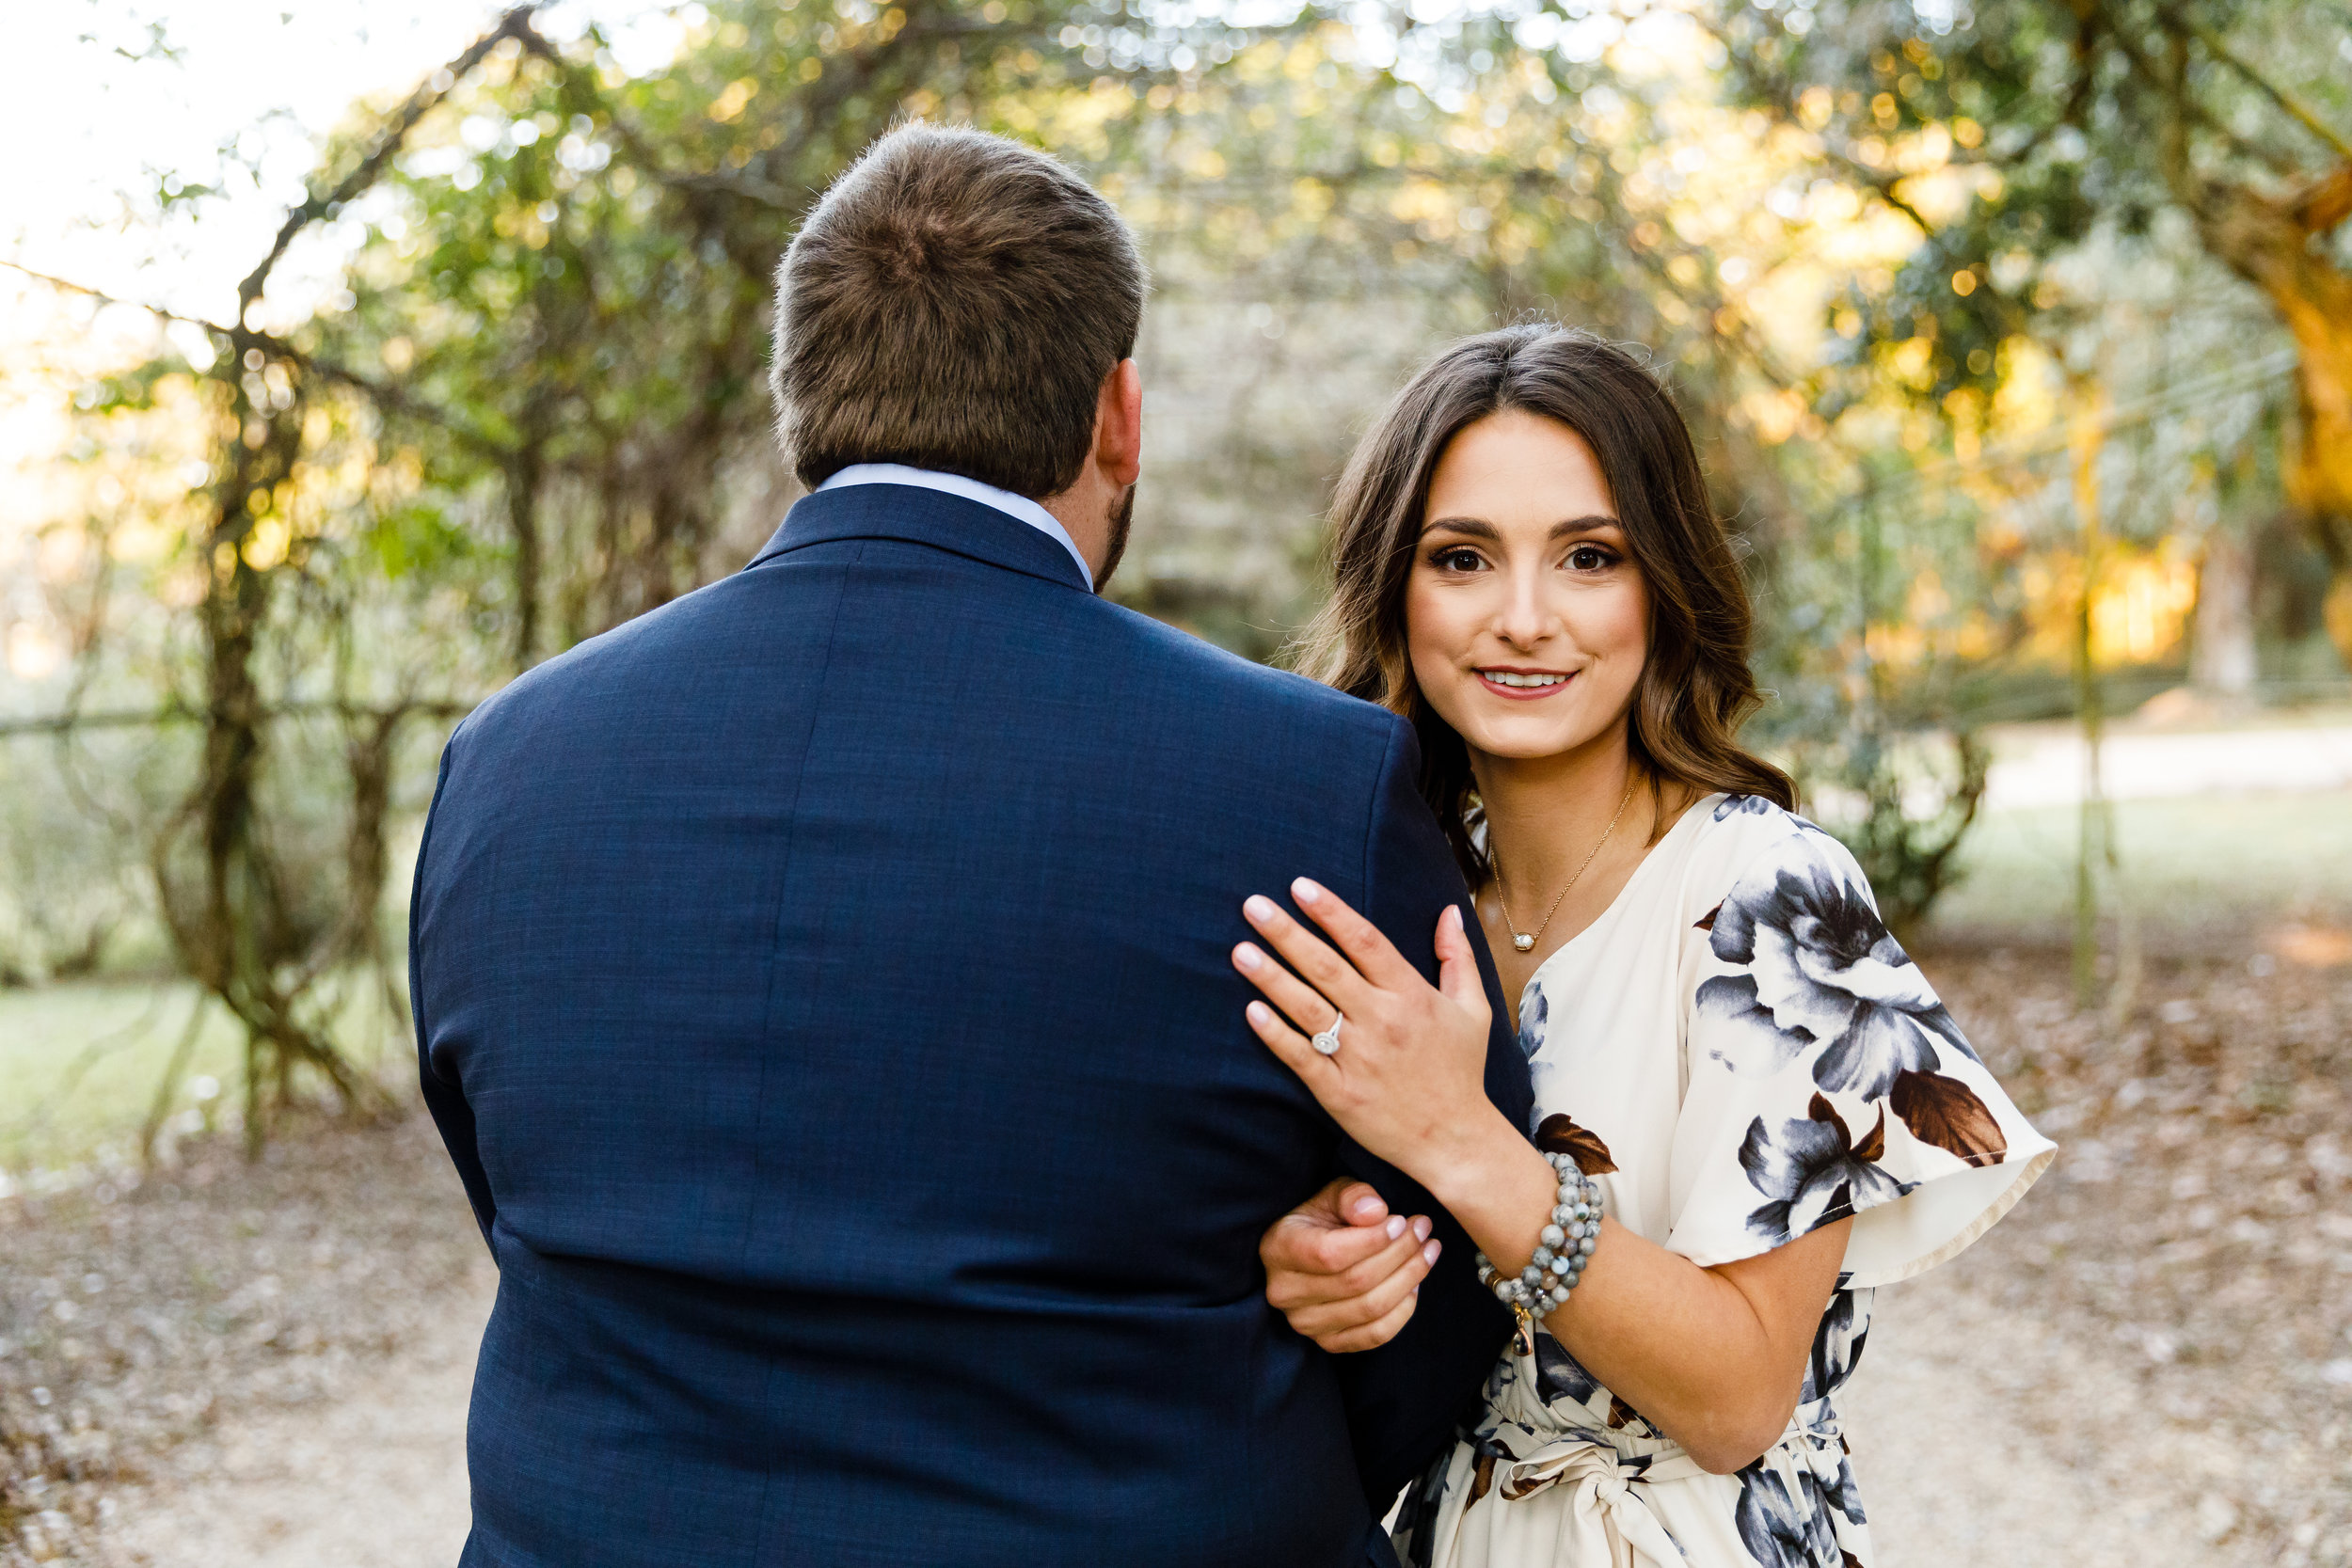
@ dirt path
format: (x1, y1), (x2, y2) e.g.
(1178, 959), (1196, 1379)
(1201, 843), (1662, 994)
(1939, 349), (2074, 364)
(100, 1267), (492, 1568)
(1848, 1279), (2221, 1566)
(78, 1261), (2228, 1568)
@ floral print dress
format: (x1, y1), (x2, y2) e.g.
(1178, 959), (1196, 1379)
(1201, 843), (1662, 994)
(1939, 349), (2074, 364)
(1390, 795), (2056, 1568)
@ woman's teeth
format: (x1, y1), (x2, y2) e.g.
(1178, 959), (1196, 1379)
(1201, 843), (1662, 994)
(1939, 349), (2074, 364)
(1482, 671), (1567, 689)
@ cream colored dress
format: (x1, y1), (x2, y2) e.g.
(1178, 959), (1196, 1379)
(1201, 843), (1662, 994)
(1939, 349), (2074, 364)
(1390, 795), (2056, 1568)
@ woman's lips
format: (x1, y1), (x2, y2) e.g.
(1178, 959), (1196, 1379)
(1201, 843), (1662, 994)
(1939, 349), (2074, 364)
(1474, 669), (1575, 701)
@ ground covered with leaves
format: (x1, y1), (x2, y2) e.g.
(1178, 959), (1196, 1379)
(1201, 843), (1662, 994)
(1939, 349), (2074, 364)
(2, 942), (2347, 1566)
(1883, 939), (2352, 1566)
(0, 1117), (482, 1566)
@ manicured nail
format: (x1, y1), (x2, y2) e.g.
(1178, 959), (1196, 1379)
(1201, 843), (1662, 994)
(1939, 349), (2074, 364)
(1247, 1001), (1273, 1027)
(1245, 895), (1279, 924)
(1385, 1215), (1406, 1241)
(1446, 903), (1465, 933)
(1293, 879), (1323, 905)
(1422, 1240), (1441, 1266)
(1349, 1192), (1383, 1222)
(1412, 1215), (1434, 1243)
(1234, 943), (1263, 971)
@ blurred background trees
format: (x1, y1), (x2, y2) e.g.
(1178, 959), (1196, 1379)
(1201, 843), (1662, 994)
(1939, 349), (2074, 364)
(4, 0), (2348, 1146)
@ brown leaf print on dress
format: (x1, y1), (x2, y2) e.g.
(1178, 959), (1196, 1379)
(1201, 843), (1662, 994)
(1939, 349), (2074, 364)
(1468, 1450), (1497, 1505)
(1535, 1113), (1619, 1176)
(1812, 1092), (1887, 1163)
(1606, 1393), (1644, 1431)
(1889, 1069), (2008, 1165)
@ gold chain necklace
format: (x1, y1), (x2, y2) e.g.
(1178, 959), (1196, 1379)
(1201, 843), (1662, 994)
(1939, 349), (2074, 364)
(1491, 775), (1639, 954)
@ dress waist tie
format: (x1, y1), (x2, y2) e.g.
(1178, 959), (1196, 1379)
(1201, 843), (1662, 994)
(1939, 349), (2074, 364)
(1422, 1400), (1845, 1568)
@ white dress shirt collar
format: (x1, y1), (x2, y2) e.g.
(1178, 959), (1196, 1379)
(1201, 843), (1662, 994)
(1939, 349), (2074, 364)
(814, 463), (1095, 593)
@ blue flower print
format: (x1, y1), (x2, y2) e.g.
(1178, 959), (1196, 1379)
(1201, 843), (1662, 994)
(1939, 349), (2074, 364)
(1698, 848), (1977, 1100)
(1733, 1464), (1852, 1568)
(1739, 1094), (1913, 1245)
(1517, 982), (1549, 1060)
(1534, 1331), (1601, 1410)
(1802, 1289), (1871, 1405)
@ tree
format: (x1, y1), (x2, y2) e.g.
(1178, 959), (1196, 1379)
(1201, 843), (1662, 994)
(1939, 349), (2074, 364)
(1715, 0), (2352, 654)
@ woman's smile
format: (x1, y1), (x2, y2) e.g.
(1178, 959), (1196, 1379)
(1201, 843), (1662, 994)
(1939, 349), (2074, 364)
(1476, 667), (1578, 699)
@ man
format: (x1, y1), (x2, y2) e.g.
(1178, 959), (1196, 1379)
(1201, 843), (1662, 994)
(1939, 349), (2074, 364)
(411, 122), (1530, 1567)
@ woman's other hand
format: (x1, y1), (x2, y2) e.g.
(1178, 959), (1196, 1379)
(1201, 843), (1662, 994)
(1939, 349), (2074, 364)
(1234, 879), (1506, 1190)
(1260, 1178), (1440, 1353)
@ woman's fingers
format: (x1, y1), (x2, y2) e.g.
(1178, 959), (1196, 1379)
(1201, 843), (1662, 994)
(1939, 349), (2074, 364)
(1232, 940), (1343, 1037)
(1311, 1284), (1422, 1354)
(1244, 998), (1337, 1088)
(1265, 1216), (1438, 1310)
(1433, 902), (1491, 1020)
(1283, 1234), (1438, 1345)
(1242, 894), (1375, 1016)
(1289, 879), (1424, 992)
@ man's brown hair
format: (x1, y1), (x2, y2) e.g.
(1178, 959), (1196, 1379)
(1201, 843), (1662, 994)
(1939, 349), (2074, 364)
(771, 123), (1146, 499)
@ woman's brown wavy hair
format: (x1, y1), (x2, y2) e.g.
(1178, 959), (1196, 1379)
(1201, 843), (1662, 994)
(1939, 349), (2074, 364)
(1295, 324), (1794, 879)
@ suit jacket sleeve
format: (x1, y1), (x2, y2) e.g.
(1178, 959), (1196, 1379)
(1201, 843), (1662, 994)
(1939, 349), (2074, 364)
(411, 731), (499, 1250)
(1330, 717), (1535, 1508)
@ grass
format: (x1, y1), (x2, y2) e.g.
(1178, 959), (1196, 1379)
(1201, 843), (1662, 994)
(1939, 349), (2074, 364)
(0, 974), (411, 1182)
(1922, 790), (2352, 950)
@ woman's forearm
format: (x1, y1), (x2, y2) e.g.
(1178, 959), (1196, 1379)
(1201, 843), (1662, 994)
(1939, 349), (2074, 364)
(1421, 1125), (1849, 1474)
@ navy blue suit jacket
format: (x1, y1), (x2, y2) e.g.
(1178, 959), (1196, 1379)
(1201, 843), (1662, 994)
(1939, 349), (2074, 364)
(412, 483), (1534, 1567)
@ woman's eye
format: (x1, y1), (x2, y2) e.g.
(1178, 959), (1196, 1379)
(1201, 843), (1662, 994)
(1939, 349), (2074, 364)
(1432, 547), (1486, 573)
(1566, 546), (1615, 572)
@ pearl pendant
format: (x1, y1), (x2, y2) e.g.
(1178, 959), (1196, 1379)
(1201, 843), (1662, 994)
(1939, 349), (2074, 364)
(1513, 933), (1535, 952)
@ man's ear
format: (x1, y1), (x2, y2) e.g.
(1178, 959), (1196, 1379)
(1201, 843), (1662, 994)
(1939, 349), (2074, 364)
(1096, 358), (1142, 489)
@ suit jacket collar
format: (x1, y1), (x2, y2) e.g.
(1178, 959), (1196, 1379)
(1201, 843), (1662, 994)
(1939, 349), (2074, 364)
(748, 483), (1094, 594)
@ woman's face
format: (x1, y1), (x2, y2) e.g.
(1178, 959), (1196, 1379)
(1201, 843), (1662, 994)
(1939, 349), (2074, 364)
(1403, 408), (1651, 768)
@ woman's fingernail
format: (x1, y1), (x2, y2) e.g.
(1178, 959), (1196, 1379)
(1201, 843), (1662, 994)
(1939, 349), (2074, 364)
(1245, 895), (1278, 923)
(1422, 1240), (1441, 1266)
(1447, 903), (1465, 932)
(1234, 943), (1263, 971)
(1412, 1215), (1434, 1243)
(1293, 878), (1323, 905)
(1247, 1001), (1273, 1027)
(1385, 1215), (1406, 1241)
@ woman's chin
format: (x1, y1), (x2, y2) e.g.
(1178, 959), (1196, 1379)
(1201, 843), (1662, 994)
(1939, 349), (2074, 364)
(1453, 714), (1608, 766)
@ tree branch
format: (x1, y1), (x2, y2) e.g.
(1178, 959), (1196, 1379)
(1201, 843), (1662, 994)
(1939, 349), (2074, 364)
(2164, 4), (2352, 166)
(0, 697), (479, 741)
(0, 259), (231, 335)
(235, 5), (545, 314)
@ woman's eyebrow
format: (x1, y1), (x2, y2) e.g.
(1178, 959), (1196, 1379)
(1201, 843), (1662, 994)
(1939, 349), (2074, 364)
(1549, 515), (1622, 539)
(1421, 515), (1502, 541)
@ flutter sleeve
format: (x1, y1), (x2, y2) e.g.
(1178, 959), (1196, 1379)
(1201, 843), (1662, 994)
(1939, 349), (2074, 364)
(1661, 813), (2057, 1287)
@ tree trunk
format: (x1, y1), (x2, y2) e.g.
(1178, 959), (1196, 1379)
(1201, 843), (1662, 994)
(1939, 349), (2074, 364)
(506, 445), (544, 671)
(2190, 524), (2258, 698)
(2190, 167), (2352, 661)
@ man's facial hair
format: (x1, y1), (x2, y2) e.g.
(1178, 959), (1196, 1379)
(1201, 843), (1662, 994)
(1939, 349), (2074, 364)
(1093, 483), (1136, 593)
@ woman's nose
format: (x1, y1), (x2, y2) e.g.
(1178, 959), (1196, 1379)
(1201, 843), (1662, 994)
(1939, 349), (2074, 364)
(1495, 573), (1555, 646)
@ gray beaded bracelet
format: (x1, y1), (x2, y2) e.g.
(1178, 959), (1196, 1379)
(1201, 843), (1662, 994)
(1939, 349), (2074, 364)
(1474, 1150), (1604, 1354)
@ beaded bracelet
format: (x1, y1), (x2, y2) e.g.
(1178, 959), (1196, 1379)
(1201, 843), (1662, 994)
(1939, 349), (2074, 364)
(1474, 1150), (1604, 1354)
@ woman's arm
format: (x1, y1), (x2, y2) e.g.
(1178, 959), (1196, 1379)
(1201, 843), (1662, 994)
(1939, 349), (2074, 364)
(1238, 879), (1849, 1475)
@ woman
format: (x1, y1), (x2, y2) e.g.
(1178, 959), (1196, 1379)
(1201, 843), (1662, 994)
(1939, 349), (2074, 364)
(1236, 325), (2054, 1568)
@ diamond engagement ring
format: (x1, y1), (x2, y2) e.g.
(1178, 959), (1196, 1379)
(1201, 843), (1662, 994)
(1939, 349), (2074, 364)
(1311, 1016), (1343, 1056)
